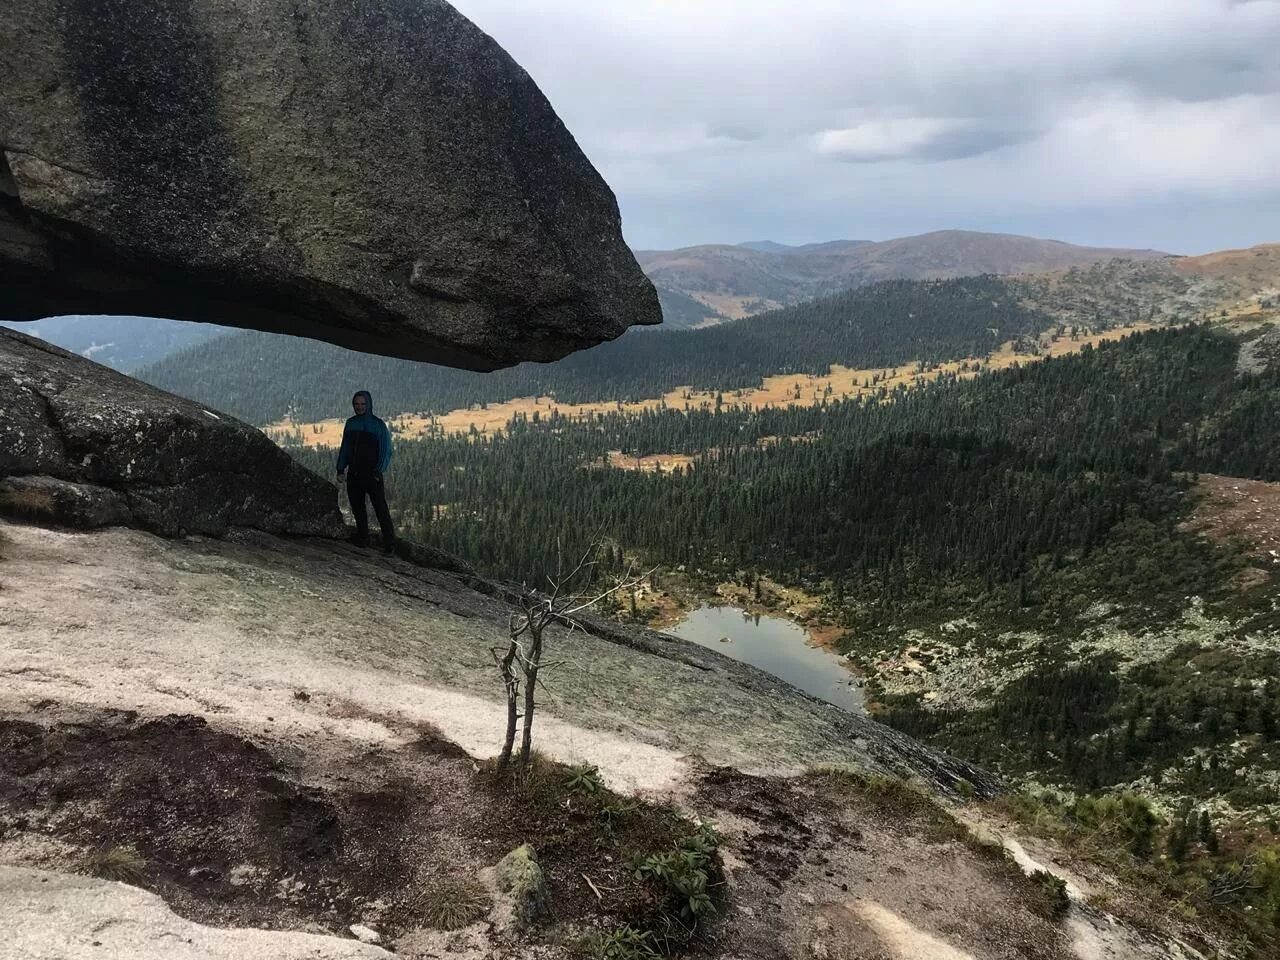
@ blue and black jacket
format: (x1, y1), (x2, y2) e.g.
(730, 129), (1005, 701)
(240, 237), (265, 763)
(336, 390), (393, 475)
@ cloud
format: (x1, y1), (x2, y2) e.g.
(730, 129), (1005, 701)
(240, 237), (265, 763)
(816, 118), (1041, 163)
(707, 124), (764, 143)
(450, 0), (1280, 251)
(1017, 92), (1280, 201)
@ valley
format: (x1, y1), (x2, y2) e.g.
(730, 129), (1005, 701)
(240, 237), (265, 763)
(6, 0), (1280, 955)
(10, 236), (1280, 957)
(15, 237), (1280, 957)
(268, 314), (1280, 956)
(264, 323), (1159, 447)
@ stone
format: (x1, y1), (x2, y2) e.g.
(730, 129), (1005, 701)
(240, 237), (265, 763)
(0, 475), (132, 529)
(0, 327), (344, 537)
(494, 844), (547, 927)
(348, 924), (381, 945)
(0, 0), (659, 370)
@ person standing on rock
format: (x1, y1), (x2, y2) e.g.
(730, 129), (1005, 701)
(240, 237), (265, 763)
(336, 390), (396, 553)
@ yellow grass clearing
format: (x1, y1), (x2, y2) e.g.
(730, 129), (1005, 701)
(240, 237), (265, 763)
(600, 450), (701, 473)
(265, 323), (1159, 449)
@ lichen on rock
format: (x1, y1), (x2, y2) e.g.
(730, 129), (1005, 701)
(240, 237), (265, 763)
(494, 844), (548, 928)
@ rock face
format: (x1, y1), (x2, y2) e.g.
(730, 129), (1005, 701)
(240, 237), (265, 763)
(0, 0), (659, 369)
(0, 865), (395, 960)
(1237, 324), (1280, 375)
(0, 327), (344, 537)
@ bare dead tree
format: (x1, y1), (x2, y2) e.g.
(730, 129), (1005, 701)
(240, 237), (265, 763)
(492, 540), (650, 769)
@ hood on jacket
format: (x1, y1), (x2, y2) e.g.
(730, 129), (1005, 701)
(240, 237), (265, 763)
(352, 390), (374, 416)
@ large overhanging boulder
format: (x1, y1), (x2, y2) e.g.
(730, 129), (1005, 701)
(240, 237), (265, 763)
(0, 0), (659, 369)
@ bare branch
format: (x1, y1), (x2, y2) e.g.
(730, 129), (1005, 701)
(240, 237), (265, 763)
(561, 566), (658, 617)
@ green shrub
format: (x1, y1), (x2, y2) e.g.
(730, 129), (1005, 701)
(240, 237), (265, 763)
(565, 763), (604, 796)
(1029, 869), (1071, 921)
(633, 822), (723, 936)
(420, 878), (491, 930)
(1072, 791), (1160, 860)
(582, 925), (660, 960)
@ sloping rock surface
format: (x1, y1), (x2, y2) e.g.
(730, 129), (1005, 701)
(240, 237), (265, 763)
(0, 866), (393, 960)
(0, 327), (343, 537)
(0, 519), (999, 798)
(0, 0), (659, 368)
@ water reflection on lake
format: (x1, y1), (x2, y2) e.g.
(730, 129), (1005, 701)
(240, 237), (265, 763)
(668, 605), (863, 713)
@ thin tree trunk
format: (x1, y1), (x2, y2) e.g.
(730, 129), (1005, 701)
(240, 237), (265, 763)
(519, 625), (543, 765)
(497, 638), (520, 768)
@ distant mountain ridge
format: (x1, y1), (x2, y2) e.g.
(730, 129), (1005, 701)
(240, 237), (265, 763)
(136, 240), (1278, 427)
(736, 239), (873, 255)
(8, 232), (1175, 355)
(639, 229), (1169, 328)
(0, 315), (228, 373)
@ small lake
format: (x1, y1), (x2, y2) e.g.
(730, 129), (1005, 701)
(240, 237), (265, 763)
(668, 605), (863, 713)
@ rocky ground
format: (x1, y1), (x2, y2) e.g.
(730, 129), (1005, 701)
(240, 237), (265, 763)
(0, 520), (1211, 959)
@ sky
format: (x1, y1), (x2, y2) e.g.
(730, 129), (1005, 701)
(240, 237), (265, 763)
(451, 0), (1280, 255)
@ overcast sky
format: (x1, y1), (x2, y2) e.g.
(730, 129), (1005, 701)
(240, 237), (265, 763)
(451, 0), (1280, 254)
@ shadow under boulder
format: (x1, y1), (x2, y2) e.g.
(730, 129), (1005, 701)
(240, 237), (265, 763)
(0, 327), (343, 538)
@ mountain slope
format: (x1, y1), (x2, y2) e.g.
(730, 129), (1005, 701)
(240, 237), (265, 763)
(141, 256), (1242, 428)
(140, 276), (1056, 424)
(651, 285), (728, 330)
(0, 315), (228, 373)
(638, 230), (1169, 324)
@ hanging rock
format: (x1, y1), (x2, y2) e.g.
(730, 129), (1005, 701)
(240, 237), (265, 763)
(0, 0), (659, 369)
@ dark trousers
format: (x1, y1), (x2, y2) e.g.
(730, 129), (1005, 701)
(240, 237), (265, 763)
(347, 469), (395, 545)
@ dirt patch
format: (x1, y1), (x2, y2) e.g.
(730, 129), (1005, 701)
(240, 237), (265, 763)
(1, 708), (1195, 959)
(805, 622), (848, 650)
(692, 768), (1077, 960)
(0, 711), (702, 950)
(1182, 473), (1280, 569)
(696, 768), (818, 889)
(2, 712), (434, 936)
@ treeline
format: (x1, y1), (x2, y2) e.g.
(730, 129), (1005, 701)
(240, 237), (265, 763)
(141, 276), (1054, 424)
(288, 326), (1276, 610)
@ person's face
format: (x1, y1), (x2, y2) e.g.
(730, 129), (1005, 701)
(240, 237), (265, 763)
(353, 395), (367, 414)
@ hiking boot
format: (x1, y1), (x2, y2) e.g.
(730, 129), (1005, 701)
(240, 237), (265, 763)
(350, 535), (368, 548)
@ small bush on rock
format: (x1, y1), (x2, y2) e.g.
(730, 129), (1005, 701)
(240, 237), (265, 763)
(85, 844), (146, 884)
(1030, 869), (1071, 921)
(420, 877), (491, 929)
